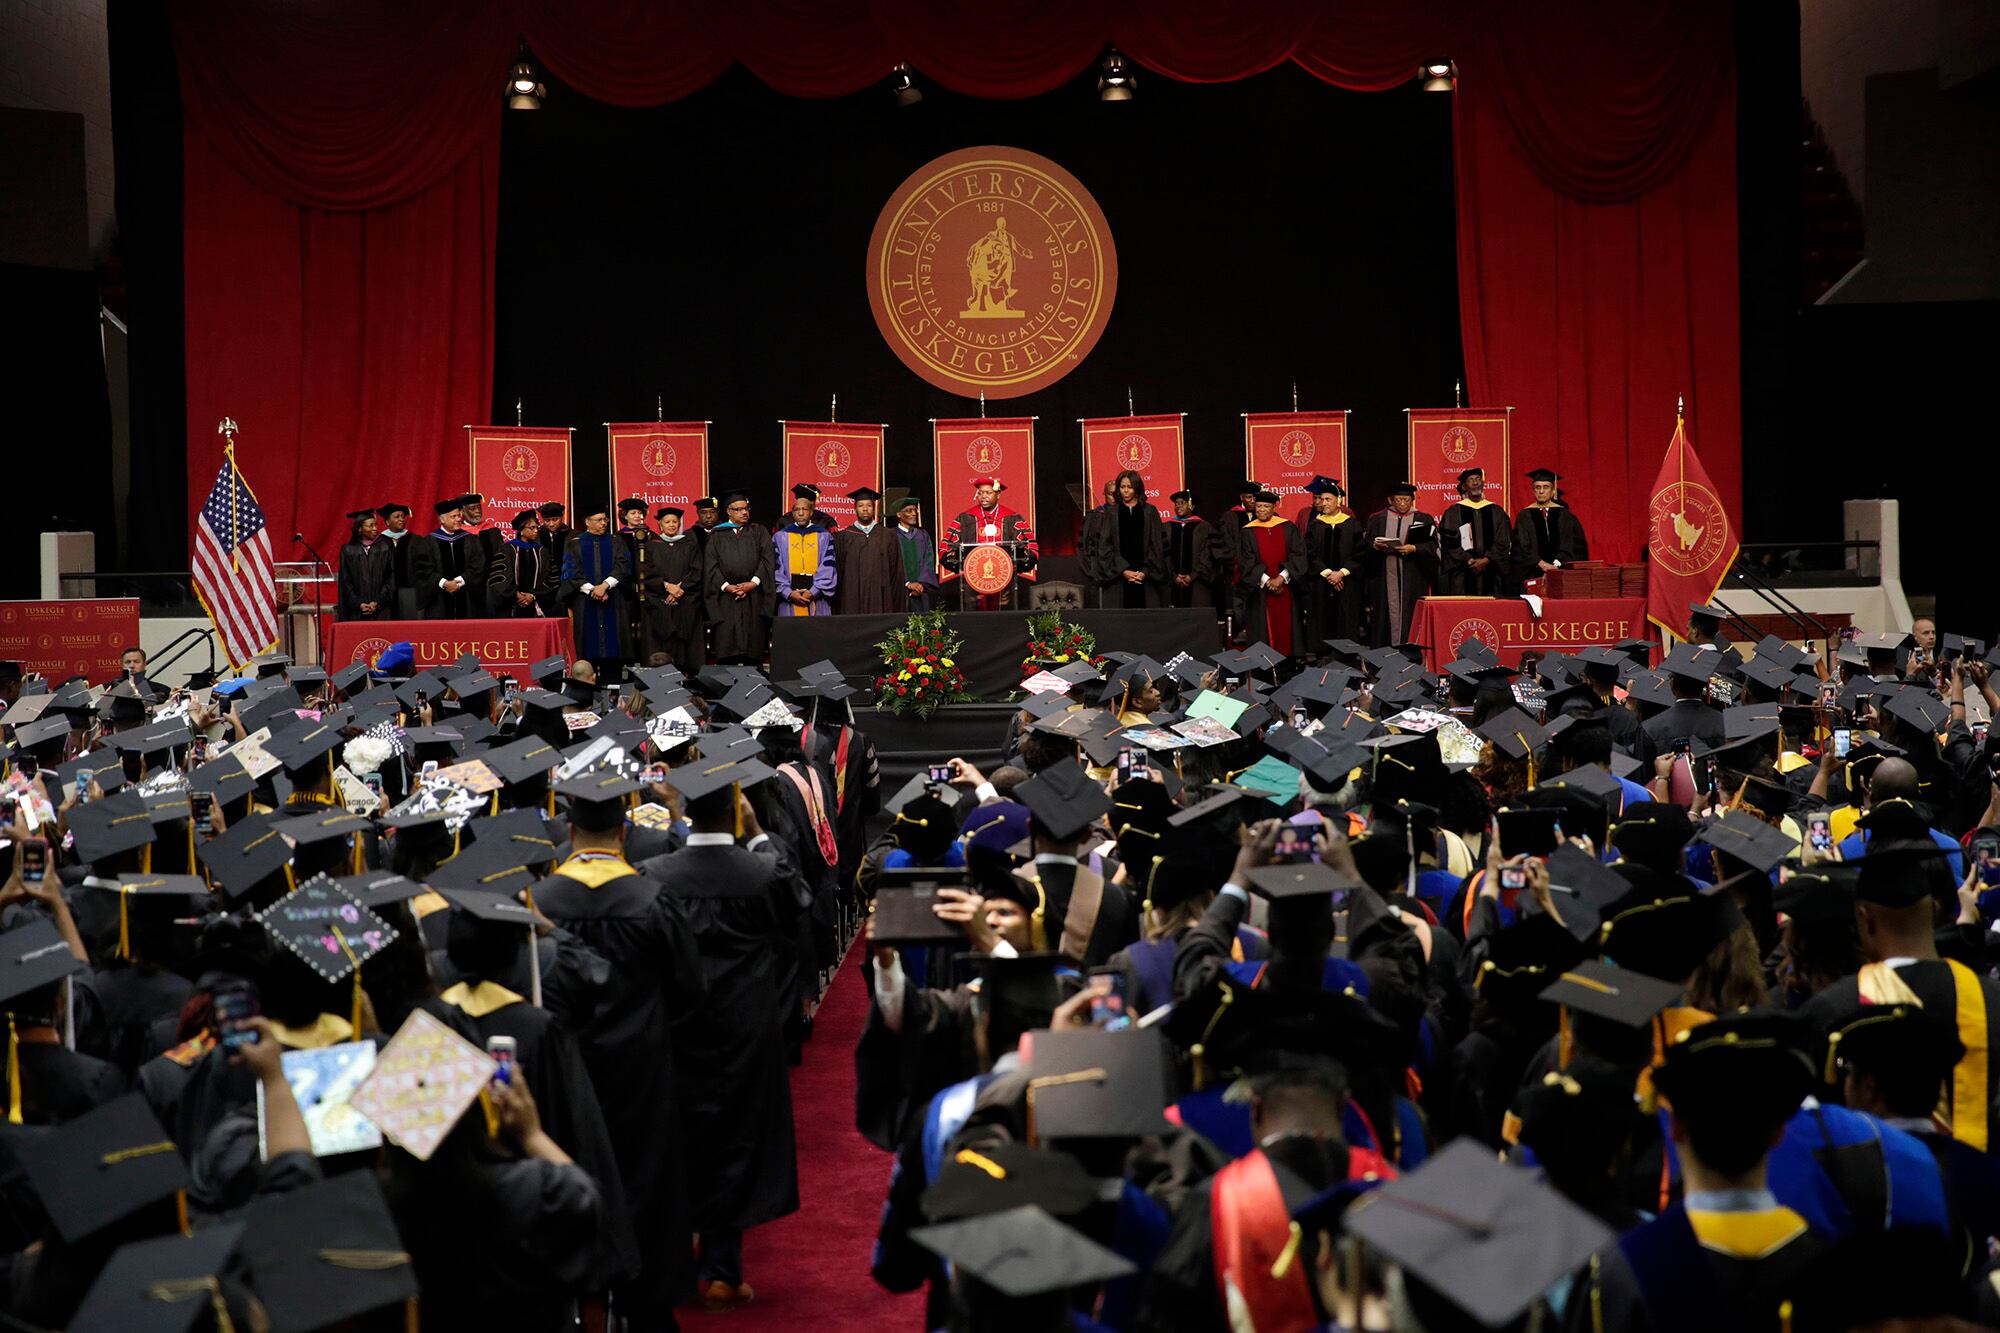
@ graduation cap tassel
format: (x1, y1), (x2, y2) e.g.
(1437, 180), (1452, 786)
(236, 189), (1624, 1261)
(1028, 874), (1048, 953)
(116, 887), (132, 961)
(351, 834), (365, 876)
(331, 928), (363, 1035)
(140, 841), (152, 875)
(176, 1189), (192, 1238)
(5, 1016), (20, 1125)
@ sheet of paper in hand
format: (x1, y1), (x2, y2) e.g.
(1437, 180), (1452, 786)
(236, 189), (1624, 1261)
(230, 728), (282, 779)
(347, 1008), (495, 1163)
(256, 876), (398, 982)
(259, 1041), (382, 1159)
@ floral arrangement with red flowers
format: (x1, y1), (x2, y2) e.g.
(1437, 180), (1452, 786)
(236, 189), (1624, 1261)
(873, 611), (976, 719)
(1021, 608), (1098, 678)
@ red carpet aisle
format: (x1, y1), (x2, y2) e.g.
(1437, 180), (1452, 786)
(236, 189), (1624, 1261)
(680, 939), (926, 1330)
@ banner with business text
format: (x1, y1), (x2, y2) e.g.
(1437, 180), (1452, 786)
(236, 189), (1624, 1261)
(933, 417), (1035, 534)
(781, 421), (885, 529)
(1081, 413), (1185, 518)
(0, 599), (141, 685)
(606, 422), (709, 524)
(1245, 411), (1349, 512)
(466, 426), (572, 523)
(1406, 408), (1511, 518)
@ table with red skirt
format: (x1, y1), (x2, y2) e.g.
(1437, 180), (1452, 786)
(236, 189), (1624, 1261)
(323, 618), (574, 679)
(1408, 597), (1647, 669)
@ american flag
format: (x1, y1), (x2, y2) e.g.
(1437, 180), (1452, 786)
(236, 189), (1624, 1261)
(192, 446), (280, 666)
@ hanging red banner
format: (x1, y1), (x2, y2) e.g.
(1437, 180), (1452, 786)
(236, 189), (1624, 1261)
(606, 421), (709, 522)
(1245, 411), (1349, 521)
(1080, 413), (1185, 518)
(1405, 409), (1511, 517)
(933, 417), (1035, 535)
(466, 426), (572, 521)
(781, 421), (885, 529)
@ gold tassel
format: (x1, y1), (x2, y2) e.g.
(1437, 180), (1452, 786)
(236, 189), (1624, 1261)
(1270, 1221), (1303, 1279)
(545, 790), (556, 817)
(185, 821), (196, 873)
(489, 791), (500, 816)
(1028, 873), (1048, 953)
(350, 834), (365, 875)
(282, 863), (296, 893)
(145, 1276), (234, 1333)
(5, 1016), (20, 1125)
(117, 887), (132, 961)
(733, 782), (743, 840)
(175, 1188), (191, 1236)
(331, 928), (363, 1034)
(140, 842), (152, 874)
(478, 1086), (499, 1139)
(453, 828), (462, 858)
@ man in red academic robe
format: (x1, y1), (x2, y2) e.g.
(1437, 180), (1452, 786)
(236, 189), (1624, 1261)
(1234, 490), (1305, 657)
(940, 478), (1037, 610)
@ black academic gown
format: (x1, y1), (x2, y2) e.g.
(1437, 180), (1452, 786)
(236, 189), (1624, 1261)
(1569, 1202), (1826, 1333)
(336, 540), (395, 620)
(529, 854), (706, 1321)
(2, 1041), (126, 1126)
(1513, 503), (1589, 578)
(1439, 500), (1513, 595)
(411, 530), (485, 620)
(833, 522), (905, 615)
(701, 523), (777, 663)
(854, 980), (981, 1152)
(74, 964), (190, 1076)
(651, 534), (706, 672)
(1361, 509), (1439, 647)
(1089, 502), (1169, 609)
(1301, 513), (1366, 647)
(1803, 960), (2000, 1137)
(433, 984), (637, 1292)
(490, 537), (558, 618)
(1164, 515), (1220, 609)
(1233, 519), (1307, 655)
(616, 527), (676, 667)
(639, 842), (801, 1231)
(379, 528), (420, 618)
(1635, 699), (1727, 764)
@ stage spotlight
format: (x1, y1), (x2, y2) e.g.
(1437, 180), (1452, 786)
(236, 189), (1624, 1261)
(507, 59), (546, 110)
(891, 62), (922, 108)
(1098, 48), (1136, 102)
(1420, 59), (1457, 93)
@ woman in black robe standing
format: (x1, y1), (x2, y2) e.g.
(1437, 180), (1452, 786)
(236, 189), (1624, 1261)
(1088, 469), (1168, 608)
(336, 508), (395, 620)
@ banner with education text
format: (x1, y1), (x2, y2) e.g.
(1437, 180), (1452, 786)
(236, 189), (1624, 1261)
(933, 417), (1036, 534)
(606, 422), (709, 523)
(781, 421), (885, 529)
(1081, 413), (1185, 519)
(466, 426), (572, 522)
(1245, 411), (1349, 512)
(1644, 414), (1738, 640)
(1406, 409), (1511, 517)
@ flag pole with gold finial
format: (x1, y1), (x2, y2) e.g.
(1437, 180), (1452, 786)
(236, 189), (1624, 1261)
(217, 417), (240, 571)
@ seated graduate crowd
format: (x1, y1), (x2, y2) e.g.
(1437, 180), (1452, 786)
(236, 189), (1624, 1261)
(0, 648), (887, 1330)
(854, 623), (2000, 1331)
(0, 612), (1997, 1330)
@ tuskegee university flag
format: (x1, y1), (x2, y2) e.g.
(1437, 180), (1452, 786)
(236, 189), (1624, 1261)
(1644, 409), (1739, 641)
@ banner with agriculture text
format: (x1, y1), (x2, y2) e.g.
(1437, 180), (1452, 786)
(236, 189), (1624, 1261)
(1080, 413), (1185, 518)
(606, 422), (709, 524)
(781, 421), (885, 529)
(466, 426), (572, 522)
(933, 417), (1035, 534)
(1405, 408), (1511, 518)
(1245, 411), (1349, 519)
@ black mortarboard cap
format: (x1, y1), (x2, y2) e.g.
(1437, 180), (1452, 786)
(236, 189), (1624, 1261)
(1623, 672), (1675, 708)
(1543, 762), (1621, 805)
(1473, 708), (1549, 760)
(1538, 959), (1680, 1027)
(1598, 867), (1743, 982)
(264, 720), (343, 774)
(68, 790), (158, 864)
(659, 756), (775, 802)
(480, 735), (563, 787)
(920, 1143), (1101, 1224)
(196, 811), (296, 899)
(1882, 687), (1950, 734)
(10, 714), (70, 753)
(70, 1220), (245, 1333)
(1021, 1026), (1175, 1140)
(1017, 763), (1113, 840)
(910, 1205), (1135, 1299)
(238, 1169), (418, 1331)
(1694, 810), (1798, 874)
(435, 887), (537, 928)
(13, 1093), (189, 1243)
(425, 837), (545, 899)
(280, 807), (374, 849)
(334, 871), (429, 909)
(328, 662), (371, 695)
(1016, 693), (1074, 721)
(0, 918), (87, 1006)
(1343, 1139), (1612, 1330)
(1659, 644), (1723, 683)
(1846, 841), (1959, 908)
(1242, 860), (1356, 901)
(55, 753), (129, 800)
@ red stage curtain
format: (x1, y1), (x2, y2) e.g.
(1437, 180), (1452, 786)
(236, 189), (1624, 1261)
(171, 0), (1739, 567)
(181, 131), (497, 565)
(1455, 66), (1740, 563)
